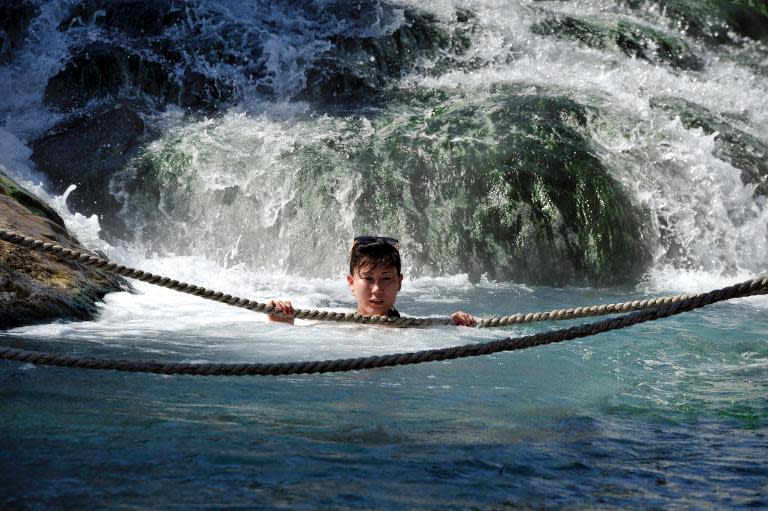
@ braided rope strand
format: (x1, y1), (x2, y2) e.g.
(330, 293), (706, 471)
(1, 275), (766, 375)
(1, 228), (765, 328)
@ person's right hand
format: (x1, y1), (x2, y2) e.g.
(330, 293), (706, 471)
(268, 300), (295, 325)
(451, 310), (477, 327)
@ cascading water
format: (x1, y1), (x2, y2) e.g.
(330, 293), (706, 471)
(1, 1), (767, 508)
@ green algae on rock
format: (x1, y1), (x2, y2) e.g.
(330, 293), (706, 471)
(130, 85), (652, 286)
(349, 86), (652, 285)
(532, 14), (704, 70)
(0, 171), (128, 330)
(302, 8), (475, 100)
(625, 0), (768, 43)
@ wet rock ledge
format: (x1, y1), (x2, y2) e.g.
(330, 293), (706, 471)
(0, 172), (128, 330)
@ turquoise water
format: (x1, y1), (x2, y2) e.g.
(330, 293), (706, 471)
(2, 283), (767, 509)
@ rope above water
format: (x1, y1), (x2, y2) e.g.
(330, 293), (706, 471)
(0, 228), (745, 327)
(1, 275), (766, 375)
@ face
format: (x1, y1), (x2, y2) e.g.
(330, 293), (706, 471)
(347, 263), (403, 316)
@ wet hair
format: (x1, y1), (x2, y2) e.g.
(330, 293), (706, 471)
(349, 240), (402, 276)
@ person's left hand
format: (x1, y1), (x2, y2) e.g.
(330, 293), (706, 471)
(451, 311), (477, 326)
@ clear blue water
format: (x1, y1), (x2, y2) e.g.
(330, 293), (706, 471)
(2, 284), (767, 509)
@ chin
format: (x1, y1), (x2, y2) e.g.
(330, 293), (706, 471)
(366, 304), (389, 316)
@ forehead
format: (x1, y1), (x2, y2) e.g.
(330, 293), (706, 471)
(355, 262), (399, 276)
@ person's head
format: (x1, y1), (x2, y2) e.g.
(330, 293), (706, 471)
(347, 236), (403, 316)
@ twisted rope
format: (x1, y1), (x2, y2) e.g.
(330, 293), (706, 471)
(1, 228), (765, 327)
(1, 275), (766, 375)
(0, 228), (440, 327)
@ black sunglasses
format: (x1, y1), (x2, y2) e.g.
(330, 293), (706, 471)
(351, 235), (400, 251)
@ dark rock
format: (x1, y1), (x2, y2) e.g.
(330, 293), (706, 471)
(0, 171), (128, 329)
(44, 43), (234, 112)
(302, 8), (472, 100)
(44, 43), (132, 111)
(30, 104), (146, 238)
(650, 96), (768, 196)
(532, 14), (704, 71)
(625, 0), (768, 43)
(177, 69), (234, 110)
(0, 0), (39, 63)
(59, 0), (184, 37)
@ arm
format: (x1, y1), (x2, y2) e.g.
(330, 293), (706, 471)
(268, 300), (295, 325)
(451, 311), (477, 327)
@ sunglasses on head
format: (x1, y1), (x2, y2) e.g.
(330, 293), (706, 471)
(351, 235), (400, 251)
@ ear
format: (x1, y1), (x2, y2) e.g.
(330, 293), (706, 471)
(397, 274), (403, 292)
(347, 274), (354, 292)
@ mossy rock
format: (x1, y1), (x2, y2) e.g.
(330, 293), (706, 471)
(344, 85), (652, 285)
(650, 96), (768, 196)
(532, 14), (704, 70)
(302, 8), (475, 100)
(625, 0), (768, 43)
(0, 171), (128, 329)
(129, 85), (651, 285)
(0, 173), (64, 226)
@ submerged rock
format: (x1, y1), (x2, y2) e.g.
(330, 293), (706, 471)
(0, 171), (127, 330)
(302, 8), (474, 100)
(650, 96), (768, 196)
(625, 0), (768, 43)
(532, 14), (704, 70)
(30, 104), (148, 238)
(344, 86), (652, 285)
(0, 0), (39, 63)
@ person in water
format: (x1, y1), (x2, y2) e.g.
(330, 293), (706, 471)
(268, 236), (477, 326)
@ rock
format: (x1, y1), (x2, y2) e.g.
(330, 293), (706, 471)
(650, 96), (768, 196)
(131, 84), (651, 285)
(532, 14), (704, 71)
(0, 171), (128, 329)
(302, 8), (472, 100)
(345, 86), (652, 285)
(59, 0), (184, 37)
(30, 104), (147, 238)
(625, 0), (768, 43)
(43, 42), (234, 112)
(44, 44), (132, 111)
(0, 0), (39, 63)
